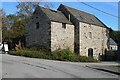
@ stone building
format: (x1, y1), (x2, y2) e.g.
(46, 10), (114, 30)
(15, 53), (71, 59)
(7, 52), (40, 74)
(108, 38), (118, 51)
(26, 4), (109, 59)
(25, 5), (74, 51)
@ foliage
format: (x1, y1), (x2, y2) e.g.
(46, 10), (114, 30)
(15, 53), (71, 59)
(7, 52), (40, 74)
(2, 14), (18, 41)
(16, 2), (40, 20)
(11, 20), (26, 38)
(42, 2), (54, 9)
(4, 14), (18, 28)
(9, 48), (97, 62)
(109, 28), (120, 44)
(2, 2), (54, 50)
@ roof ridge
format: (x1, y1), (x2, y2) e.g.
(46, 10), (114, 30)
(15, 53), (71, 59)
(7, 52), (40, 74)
(60, 4), (94, 16)
(37, 5), (72, 24)
(38, 5), (58, 12)
(38, 5), (63, 14)
(58, 4), (107, 28)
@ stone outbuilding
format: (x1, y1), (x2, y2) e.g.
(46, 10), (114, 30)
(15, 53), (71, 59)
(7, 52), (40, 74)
(25, 5), (74, 51)
(26, 4), (109, 59)
(108, 38), (118, 51)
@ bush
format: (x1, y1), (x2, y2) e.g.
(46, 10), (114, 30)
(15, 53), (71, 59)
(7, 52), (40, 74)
(9, 48), (97, 62)
(52, 49), (73, 61)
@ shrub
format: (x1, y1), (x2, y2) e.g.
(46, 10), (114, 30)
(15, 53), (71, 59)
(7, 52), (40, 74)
(52, 49), (73, 61)
(9, 48), (97, 62)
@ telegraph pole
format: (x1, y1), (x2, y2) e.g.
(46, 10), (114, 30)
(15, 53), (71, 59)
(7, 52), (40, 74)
(0, 20), (1, 44)
(0, 8), (2, 53)
(0, 3), (2, 80)
(0, 16), (2, 54)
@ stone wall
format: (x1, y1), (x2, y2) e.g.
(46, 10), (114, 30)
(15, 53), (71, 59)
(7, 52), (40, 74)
(25, 7), (51, 50)
(79, 22), (108, 59)
(26, 5), (109, 60)
(51, 22), (74, 51)
(58, 6), (80, 53)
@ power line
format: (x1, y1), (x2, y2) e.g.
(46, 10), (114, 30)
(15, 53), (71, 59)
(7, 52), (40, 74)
(81, 2), (119, 18)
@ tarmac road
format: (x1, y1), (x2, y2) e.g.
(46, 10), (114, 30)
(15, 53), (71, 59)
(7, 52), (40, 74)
(1, 54), (119, 78)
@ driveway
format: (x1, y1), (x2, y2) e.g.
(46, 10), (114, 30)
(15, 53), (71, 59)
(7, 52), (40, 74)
(1, 54), (119, 78)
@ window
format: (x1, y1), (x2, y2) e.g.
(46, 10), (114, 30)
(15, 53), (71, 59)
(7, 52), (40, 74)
(36, 22), (39, 29)
(88, 32), (92, 39)
(62, 23), (66, 29)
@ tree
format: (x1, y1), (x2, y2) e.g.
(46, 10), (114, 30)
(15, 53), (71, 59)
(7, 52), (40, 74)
(11, 20), (26, 38)
(2, 14), (18, 41)
(16, 2), (53, 20)
(43, 2), (54, 9)
(16, 2), (40, 20)
(2, 2), (54, 50)
(4, 14), (18, 29)
(109, 28), (120, 44)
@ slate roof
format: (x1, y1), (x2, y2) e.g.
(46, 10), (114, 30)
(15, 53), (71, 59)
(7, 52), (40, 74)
(58, 4), (107, 28)
(39, 6), (72, 24)
(108, 38), (117, 45)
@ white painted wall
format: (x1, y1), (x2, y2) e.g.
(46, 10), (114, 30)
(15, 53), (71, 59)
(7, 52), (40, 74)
(109, 45), (118, 51)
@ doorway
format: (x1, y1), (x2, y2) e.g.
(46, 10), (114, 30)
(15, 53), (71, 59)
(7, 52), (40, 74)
(88, 48), (93, 57)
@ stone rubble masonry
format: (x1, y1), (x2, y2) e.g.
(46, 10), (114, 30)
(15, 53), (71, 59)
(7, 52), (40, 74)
(25, 6), (51, 50)
(80, 22), (108, 59)
(51, 22), (74, 51)
(26, 6), (109, 60)
(26, 6), (74, 51)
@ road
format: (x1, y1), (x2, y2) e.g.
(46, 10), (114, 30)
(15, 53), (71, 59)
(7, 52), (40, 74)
(0, 54), (119, 78)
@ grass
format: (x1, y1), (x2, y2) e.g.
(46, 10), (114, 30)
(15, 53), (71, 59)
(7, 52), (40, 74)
(9, 47), (98, 62)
